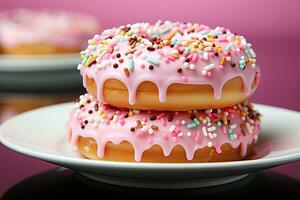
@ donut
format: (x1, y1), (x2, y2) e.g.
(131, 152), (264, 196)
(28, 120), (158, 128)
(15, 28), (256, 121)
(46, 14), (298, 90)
(67, 94), (261, 162)
(0, 9), (99, 55)
(78, 21), (260, 110)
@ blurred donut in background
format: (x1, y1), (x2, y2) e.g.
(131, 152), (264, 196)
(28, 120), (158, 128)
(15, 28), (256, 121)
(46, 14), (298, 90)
(0, 9), (100, 55)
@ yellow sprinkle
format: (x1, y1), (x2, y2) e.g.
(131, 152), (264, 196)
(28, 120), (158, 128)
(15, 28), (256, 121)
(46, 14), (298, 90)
(223, 116), (228, 125)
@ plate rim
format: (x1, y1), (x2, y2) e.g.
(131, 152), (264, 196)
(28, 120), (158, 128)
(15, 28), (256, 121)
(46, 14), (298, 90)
(1, 102), (300, 170)
(0, 53), (79, 72)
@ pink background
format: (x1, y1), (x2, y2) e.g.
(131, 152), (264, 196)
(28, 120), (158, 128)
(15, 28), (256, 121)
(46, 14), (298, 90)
(0, 0), (300, 196)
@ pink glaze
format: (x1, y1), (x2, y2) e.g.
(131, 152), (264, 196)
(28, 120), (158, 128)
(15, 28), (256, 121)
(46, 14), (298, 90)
(78, 21), (260, 105)
(68, 94), (261, 161)
(0, 9), (99, 48)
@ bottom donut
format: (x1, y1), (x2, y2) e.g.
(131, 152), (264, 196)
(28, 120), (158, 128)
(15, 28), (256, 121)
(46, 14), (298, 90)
(67, 94), (261, 163)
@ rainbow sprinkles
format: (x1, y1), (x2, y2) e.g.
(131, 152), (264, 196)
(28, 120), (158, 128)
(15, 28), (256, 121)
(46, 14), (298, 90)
(78, 21), (260, 105)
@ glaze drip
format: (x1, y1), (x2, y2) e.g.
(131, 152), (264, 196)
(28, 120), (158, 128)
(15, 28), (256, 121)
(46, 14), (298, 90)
(68, 94), (261, 161)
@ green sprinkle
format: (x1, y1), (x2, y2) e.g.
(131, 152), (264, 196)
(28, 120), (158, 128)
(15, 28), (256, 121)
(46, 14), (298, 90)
(229, 134), (237, 141)
(201, 30), (209, 36)
(216, 121), (222, 127)
(239, 59), (246, 70)
(193, 118), (200, 125)
(147, 57), (159, 66)
(225, 44), (232, 51)
(183, 47), (190, 56)
(127, 59), (134, 71)
(187, 123), (196, 129)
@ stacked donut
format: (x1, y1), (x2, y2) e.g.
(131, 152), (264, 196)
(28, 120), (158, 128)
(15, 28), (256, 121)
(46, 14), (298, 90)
(68, 21), (261, 162)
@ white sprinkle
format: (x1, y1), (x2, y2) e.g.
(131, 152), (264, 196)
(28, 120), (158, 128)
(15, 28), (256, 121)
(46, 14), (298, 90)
(169, 125), (176, 133)
(230, 124), (237, 129)
(207, 126), (216, 132)
(202, 127), (208, 137)
(212, 133), (217, 138)
(141, 125), (149, 132)
(208, 132), (214, 139)
(207, 142), (213, 147)
(180, 56), (185, 62)
(183, 62), (189, 68)
(226, 56), (231, 61)
(203, 52), (209, 60)
(186, 132), (192, 137)
(189, 64), (195, 70)
(77, 64), (83, 70)
(181, 120), (186, 125)
(204, 46), (212, 52)
(178, 132), (184, 137)
(133, 109), (140, 114)
(148, 128), (154, 135)
(202, 119), (207, 124)
(204, 63), (215, 71)
(134, 49), (143, 56)
(112, 114), (118, 122)
(246, 123), (253, 134)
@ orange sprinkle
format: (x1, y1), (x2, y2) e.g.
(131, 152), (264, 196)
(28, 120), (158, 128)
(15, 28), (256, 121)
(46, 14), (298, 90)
(124, 68), (130, 76)
(221, 56), (226, 65)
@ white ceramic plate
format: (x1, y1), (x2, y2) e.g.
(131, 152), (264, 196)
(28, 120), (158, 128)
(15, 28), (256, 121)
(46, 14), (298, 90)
(0, 54), (81, 91)
(0, 53), (79, 71)
(1, 103), (300, 188)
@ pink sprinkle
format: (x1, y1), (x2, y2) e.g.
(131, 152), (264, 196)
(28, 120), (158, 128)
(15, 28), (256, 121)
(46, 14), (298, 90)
(174, 127), (181, 134)
(237, 133), (242, 139)
(116, 111), (121, 114)
(147, 110), (152, 114)
(172, 131), (178, 136)
(209, 52), (214, 57)
(105, 119), (110, 125)
(140, 64), (145, 69)
(148, 138), (154, 145)
(222, 126), (227, 134)
(216, 146), (222, 154)
(194, 131), (200, 142)
(218, 38), (228, 43)
(182, 76), (188, 82)
(172, 137), (178, 143)
(160, 118), (166, 126)
(175, 120), (180, 126)
(218, 65), (224, 71)
(157, 113), (165, 119)
(212, 113), (220, 118)
(162, 133), (168, 140)
(119, 119), (125, 126)
(174, 111), (179, 116)
(192, 53), (198, 62)
(143, 117), (148, 122)
(207, 71), (212, 77)
(158, 50), (164, 56)
(168, 55), (175, 61)
(207, 113), (212, 118)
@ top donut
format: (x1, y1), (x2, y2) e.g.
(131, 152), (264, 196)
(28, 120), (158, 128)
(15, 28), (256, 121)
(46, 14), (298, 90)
(78, 21), (260, 111)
